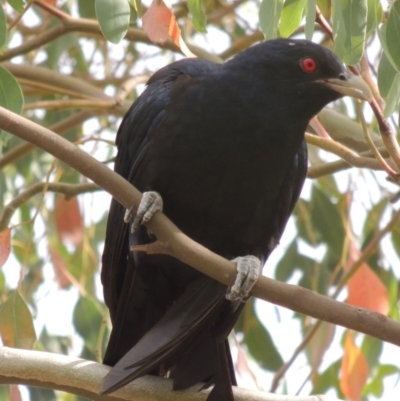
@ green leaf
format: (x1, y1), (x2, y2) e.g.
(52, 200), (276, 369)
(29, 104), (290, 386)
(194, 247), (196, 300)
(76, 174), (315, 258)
(362, 198), (387, 240)
(366, 0), (382, 36)
(0, 65), (23, 150)
(385, 0), (400, 71)
(280, 0), (306, 37)
(363, 364), (398, 397)
(378, 50), (400, 117)
(305, 0), (317, 40)
(0, 66), (24, 115)
(310, 186), (345, 258)
(236, 300), (283, 371)
(130, 0), (142, 16)
(187, 0), (207, 33)
(384, 73), (400, 117)
(377, 51), (400, 116)
(7, 0), (25, 13)
(0, 290), (37, 349)
(312, 359), (341, 393)
(27, 387), (56, 401)
(95, 0), (131, 44)
(361, 335), (382, 368)
(0, 6), (7, 48)
(259, 0), (284, 40)
(332, 0), (367, 65)
(78, 0), (97, 19)
(73, 295), (103, 351)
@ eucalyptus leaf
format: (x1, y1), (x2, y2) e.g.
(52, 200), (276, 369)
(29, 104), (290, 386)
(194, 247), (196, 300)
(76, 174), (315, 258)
(95, 0), (131, 44)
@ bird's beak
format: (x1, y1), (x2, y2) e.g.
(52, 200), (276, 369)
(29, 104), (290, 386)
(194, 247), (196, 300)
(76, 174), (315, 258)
(321, 73), (372, 102)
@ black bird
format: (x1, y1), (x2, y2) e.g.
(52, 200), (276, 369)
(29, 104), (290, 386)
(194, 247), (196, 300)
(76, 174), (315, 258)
(101, 39), (371, 400)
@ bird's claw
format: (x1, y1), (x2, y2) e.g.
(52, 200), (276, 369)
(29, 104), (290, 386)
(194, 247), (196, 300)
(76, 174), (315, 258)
(124, 191), (163, 232)
(226, 255), (261, 302)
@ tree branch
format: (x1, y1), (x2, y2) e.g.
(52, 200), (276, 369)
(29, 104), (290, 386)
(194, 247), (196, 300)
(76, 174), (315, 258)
(0, 347), (344, 401)
(0, 182), (100, 230)
(1, 107), (400, 347)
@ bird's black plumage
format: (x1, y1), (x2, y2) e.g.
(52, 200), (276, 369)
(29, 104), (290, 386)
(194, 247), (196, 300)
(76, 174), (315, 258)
(101, 39), (369, 400)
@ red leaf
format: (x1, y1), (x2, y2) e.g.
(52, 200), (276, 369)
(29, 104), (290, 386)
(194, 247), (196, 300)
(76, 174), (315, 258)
(49, 246), (70, 288)
(55, 196), (83, 245)
(10, 385), (22, 401)
(340, 331), (369, 401)
(142, 0), (173, 44)
(346, 241), (389, 315)
(0, 228), (11, 268)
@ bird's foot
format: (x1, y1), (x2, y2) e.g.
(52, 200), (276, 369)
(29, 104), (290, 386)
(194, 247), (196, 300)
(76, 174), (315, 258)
(226, 255), (261, 302)
(124, 191), (163, 232)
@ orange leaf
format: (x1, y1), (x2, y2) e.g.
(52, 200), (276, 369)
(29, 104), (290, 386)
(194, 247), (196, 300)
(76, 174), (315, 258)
(55, 196), (83, 245)
(0, 228), (11, 268)
(340, 331), (369, 401)
(49, 246), (70, 288)
(142, 0), (173, 44)
(346, 241), (389, 315)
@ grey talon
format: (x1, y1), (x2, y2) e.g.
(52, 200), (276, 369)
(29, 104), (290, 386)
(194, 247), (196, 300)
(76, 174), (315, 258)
(226, 255), (261, 302)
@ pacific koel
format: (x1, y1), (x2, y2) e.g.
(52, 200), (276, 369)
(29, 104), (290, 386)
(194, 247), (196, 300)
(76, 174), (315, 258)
(101, 39), (371, 401)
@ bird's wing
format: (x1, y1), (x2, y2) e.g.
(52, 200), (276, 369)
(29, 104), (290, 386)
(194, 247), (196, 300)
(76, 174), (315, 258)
(102, 276), (233, 394)
(101, 58), (218, 365)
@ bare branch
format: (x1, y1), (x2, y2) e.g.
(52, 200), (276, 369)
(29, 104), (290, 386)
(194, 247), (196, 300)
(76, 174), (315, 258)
(0, 347), (344, 401)
(0, 182), (100, 230)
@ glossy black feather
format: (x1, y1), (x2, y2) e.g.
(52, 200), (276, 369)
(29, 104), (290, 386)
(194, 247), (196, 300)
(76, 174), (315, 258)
(101, 39), (349, 400)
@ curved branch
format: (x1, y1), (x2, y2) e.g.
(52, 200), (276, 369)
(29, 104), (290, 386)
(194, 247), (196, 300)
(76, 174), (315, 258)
(0, 17), (221, 63)
(1, 107), (400, 348)
(0, 347), (343, 401)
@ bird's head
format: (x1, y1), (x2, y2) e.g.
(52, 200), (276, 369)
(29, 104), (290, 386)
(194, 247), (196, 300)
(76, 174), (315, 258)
(227, 39), (372, 118)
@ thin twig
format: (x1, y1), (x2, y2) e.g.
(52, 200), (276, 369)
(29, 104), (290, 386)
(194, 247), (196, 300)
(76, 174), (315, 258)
(0, 182), (100, 230)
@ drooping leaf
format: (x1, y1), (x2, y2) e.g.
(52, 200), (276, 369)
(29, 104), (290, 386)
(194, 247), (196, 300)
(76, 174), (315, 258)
(305, 322), (335, 369)
(0, 228), (11, 268)
(54, 196), (83, 246)
(0, 5), (7, 47)
(304, 0), (317, 40)
(0, 66), (24, 151)
(340, 331), (369, 401)
(259, 0), (284, 40)
(366, 0), (382, 36)
(0, 290), (37, 349)
(361, 335), (382, 369)
(9, 385), (22, 401)
(363, 364), (398, 397)
(346, 240), (389, 315)
(332, 0), (367, 65)
(95, 0), (130, 44)
(384, 0), (400, 71)
(49, 246), (71, 288)
(236, 300), (283, 371)
(7, 0), (25, 13)
(78, 0), (96, 19)
(377, 52), (400, 116)
(280, 0), (306, 38)
(187, 0), (207, 33)
(142, 0), (174, 44)
(312, 359), (341, 394)
(310, 185), (345, 257)
(383, 74), (400, 118)
(73, 295), (103, 352)
(0, 66), (24, 115)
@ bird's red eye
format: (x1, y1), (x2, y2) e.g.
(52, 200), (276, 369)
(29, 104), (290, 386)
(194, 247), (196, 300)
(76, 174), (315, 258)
(301, 58), (317, 73)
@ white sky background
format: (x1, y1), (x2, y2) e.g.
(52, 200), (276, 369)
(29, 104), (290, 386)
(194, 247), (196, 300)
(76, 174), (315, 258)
(2, 1), (400, 400)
